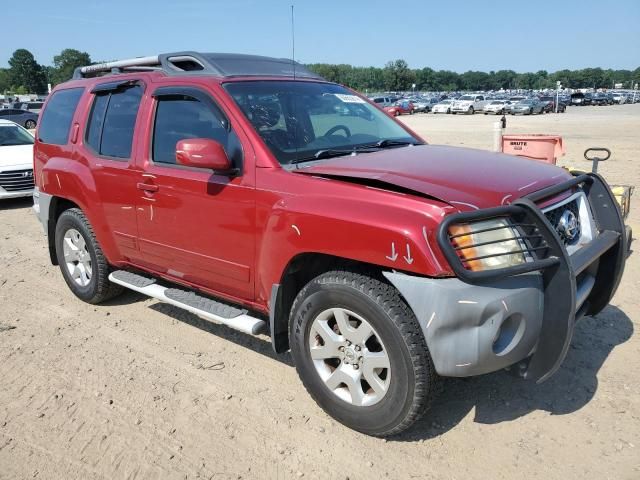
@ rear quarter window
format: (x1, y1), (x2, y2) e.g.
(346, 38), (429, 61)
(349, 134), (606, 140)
(38, 88), (84, 145)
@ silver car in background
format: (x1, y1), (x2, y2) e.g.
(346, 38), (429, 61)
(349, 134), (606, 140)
(483, 100), (511, 114)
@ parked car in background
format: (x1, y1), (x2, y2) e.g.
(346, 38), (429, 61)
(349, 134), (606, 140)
(409, 98), (431, 113)
(590, 93), (609, 106)
(611, 93), (627, 104)
(0, 109), (39, 129)
(372, 96), (393, 108)
(483, 100), (510, 115)
(539, 96), (566, 113)
(431, 99), (453, 114)
(12, 101), (45, 113)
(508, 99), (545, 115)
(571, 92), (590, 106)
(451, 94), (488, 114)
(0, 120), (35, 199)
(384, 100), (414, 116)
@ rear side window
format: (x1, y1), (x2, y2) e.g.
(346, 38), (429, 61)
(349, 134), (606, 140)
(38, 88), (83, 145)
(85, 85), (143, 159)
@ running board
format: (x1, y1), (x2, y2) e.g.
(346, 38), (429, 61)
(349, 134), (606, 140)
(108, 270), (266, 335)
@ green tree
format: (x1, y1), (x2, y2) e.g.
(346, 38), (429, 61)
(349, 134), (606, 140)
(0, 68), (10, 92)
(383, 59), (415, 91)
(51, 49), (92, 85)
(8, 49), (47, 93)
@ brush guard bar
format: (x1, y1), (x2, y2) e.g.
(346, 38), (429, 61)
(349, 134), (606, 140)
(437, 173), (627, 382)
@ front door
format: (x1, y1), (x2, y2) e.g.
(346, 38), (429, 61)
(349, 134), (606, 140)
(135, 86), (255, 300)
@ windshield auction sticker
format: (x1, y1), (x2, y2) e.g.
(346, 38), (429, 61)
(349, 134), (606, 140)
(334, 94), (366, 103)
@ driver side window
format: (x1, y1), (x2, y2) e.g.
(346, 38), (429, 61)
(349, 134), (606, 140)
(152, 94), (230, 165)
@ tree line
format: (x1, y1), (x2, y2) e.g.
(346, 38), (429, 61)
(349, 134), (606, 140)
(308, 59), (640, 92)
(1, 48), (639, 95)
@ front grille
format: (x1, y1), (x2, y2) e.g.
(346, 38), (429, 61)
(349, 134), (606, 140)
(544, 199), (581, 246)
(0, 169), (35, 192)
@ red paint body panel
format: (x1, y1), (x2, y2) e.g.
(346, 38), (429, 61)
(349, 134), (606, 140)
(34, 71), (574, 315)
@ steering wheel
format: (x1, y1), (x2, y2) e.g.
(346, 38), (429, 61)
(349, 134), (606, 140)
(324, 125), (352, 138)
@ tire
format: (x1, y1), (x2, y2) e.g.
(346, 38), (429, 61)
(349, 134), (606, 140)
(24, 119), (36, 129)
(289, 269), (438, 437)
(468, 107), (474, 115)
(55, 208), (123, 304)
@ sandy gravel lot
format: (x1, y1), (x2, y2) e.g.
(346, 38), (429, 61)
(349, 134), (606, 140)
(1, 105), (638, 480)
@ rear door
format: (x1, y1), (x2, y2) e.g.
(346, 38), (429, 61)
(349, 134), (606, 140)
(77, 79), (145, 262)
(134, 84), (256, 300)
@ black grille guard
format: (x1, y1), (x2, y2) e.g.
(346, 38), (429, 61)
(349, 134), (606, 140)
(437, 173), (627, 383)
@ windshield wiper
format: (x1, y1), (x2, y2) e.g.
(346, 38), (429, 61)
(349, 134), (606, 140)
(290, 149), (355, 165)
(289, 140), (419, 166)
(372, 139), (420, 148)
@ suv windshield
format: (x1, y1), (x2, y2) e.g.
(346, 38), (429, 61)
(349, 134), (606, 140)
(0, 124), (34, 146)
(224, 81), (418, 165)
(458, 95), (475, 101)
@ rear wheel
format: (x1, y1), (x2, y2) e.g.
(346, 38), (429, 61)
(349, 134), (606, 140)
(24, 119), (36, 129)
(289, 269), (438, 437)
(55, 208), (123, 304)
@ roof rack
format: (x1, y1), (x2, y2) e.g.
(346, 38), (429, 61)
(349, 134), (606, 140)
(72, 51), (323, 80)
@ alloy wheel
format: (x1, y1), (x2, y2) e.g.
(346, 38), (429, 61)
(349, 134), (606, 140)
(63, 228), (92, 287)
(308, 307), (391, 407)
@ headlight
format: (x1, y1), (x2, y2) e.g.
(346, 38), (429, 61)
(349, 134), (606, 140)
(449, 218), (527, 271)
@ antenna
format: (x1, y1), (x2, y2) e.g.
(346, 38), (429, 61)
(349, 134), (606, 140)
(291, 4), (296, 79)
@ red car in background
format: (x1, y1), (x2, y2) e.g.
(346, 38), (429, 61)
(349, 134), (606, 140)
(383, 100), (414, 116)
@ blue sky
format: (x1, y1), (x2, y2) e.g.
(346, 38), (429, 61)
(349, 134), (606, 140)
(2, 0), (639, 72)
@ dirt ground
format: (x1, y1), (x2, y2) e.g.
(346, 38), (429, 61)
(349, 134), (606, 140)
(1, 105), (638, 480)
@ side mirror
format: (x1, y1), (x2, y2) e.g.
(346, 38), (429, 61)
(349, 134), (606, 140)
(175, 138), (237, 174)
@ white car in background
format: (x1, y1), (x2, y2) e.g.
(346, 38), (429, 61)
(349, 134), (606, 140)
(451, 94), (489, 114)
(483, 100), (511, 114)
(0, 119), (35, 199)
(431, 99), (453, 114)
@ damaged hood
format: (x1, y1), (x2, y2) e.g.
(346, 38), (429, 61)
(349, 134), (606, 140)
(293, 144), (572, 211)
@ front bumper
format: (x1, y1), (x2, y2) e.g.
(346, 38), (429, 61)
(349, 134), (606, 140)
(32, 187), (53, 233)
(0, 188), (34, 199)
(386, 173), (626, 382)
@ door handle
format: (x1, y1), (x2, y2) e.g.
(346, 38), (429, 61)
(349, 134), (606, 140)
(137, 182), (159, 193)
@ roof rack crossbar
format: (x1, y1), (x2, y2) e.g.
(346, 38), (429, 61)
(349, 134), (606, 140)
(73, 56), (161, 79)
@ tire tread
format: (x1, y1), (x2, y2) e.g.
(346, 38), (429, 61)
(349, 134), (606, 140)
(290, 268), (439, 437)
(57, 208), (123, 304)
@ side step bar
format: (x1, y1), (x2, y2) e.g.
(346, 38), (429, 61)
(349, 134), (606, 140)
(108, 270), (266, 335)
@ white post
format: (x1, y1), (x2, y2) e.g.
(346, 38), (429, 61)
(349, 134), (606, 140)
(556, 81), (561, 113)
(493, 121), (503, 152)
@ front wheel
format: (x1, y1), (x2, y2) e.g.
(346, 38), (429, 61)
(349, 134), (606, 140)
(55, 208), (123, 304)
(24, 119), (37, 129)
(289, 270), (438, 437)
(468, 107), (474, 115)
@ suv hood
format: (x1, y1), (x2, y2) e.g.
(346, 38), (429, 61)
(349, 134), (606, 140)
(294, 145), (571, 211)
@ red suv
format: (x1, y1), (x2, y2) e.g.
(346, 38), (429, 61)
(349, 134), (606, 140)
(32, 52), (627, 437)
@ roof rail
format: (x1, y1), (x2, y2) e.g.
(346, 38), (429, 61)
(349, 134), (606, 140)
(72, 51), (323, 80)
